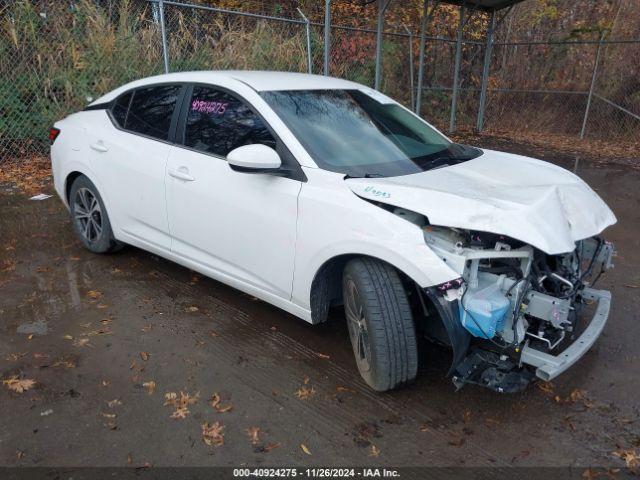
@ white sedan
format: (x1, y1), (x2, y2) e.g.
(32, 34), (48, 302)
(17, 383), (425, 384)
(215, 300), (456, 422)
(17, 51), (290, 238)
(51, 71), (616, 392)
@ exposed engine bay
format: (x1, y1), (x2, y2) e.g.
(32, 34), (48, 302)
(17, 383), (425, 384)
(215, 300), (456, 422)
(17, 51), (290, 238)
(395, 208), (615, 393)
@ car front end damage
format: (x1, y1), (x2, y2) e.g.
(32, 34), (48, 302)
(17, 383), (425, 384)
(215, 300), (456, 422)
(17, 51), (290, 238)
(419, 226), (614, 393)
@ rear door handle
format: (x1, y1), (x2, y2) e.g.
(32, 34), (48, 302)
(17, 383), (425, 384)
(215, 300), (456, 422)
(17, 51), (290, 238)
(90, 141), (108, 153)
(168, 167), (195, 182)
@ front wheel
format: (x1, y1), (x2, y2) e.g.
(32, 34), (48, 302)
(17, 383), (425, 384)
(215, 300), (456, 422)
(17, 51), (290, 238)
(342, 258), (418, 391)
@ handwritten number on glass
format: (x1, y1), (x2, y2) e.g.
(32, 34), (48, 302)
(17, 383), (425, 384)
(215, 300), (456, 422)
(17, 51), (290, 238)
(191, 99), (228, 115)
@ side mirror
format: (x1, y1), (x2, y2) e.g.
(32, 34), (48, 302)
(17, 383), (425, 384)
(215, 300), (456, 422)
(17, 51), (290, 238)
(227, 144), (282, 173)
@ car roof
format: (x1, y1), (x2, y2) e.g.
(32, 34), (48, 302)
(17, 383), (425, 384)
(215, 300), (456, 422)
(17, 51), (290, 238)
(91, 70), (365, 105)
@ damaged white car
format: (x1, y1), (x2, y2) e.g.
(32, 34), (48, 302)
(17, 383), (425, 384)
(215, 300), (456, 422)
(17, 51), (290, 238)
(50, 71), (616, 392)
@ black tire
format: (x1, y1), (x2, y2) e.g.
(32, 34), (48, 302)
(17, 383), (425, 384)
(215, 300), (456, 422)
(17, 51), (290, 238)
(342, 257), (418, 391)
(69, 175), (122, 253)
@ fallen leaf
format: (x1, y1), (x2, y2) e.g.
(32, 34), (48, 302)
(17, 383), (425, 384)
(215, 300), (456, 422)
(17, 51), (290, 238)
(247, 426), (261, 445)
(3, 376), (36, 393)
(143, 381), (156, 395)
(140, 352), (149, 361)
(86, 290), (102, 300)
(295, 386), (316, 400)
(101, 380), (110, 388)
(336, 386), (356, 394)
(73, 338), (92, 348)
(51, 360), (76, 369)
(216, 403), (233, 413)
(511, 450), (531, 463)
(537, 382), (555, 395)
(202, 422), (224, 447)
(97, 303), (108, 309)
(263, 442), (281, 452)
(141, 324), (152, 332)
(300, 443), (312, 455)
(101, 412), (116, 418)
(164, 392), (178, 405)
(86, 327), (111, 336)
(612, 448), (639, 469)
(5, 352), (27, 361)
(16, 450), (25, 460)
(419, 424), (429, 432)
(165, 391), (198, 418)
(315, 352), (330, 359)
(369, 445), (380, 457)
(63, 334), (74, 340)
(171, 407), (189, 419)
(127, 453), (133, 465)
(27, 334), (34, 340)
(209, 392), (233, 412)
(448, 435), (465, 447)
(186, 306), (199, 312)
(107, 399), (122, 408)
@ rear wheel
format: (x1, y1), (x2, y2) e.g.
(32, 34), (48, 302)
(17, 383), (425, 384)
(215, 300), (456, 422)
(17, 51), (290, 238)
(69, 175), (121, 253)
(342, 258), (418, 391)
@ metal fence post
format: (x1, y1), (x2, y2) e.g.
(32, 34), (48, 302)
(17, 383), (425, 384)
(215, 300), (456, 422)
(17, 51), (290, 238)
(449, 5), (465, 132)
(374, 0), (390, 91)
(580, 32), (605, 139)
(415, 0), (429, 114)
(158, 0), (169, 74)
(403, 25), (415, 109)
(323, 0), (331, 76)
(297, 8), (312, 74)
(476, 11), (495, 132)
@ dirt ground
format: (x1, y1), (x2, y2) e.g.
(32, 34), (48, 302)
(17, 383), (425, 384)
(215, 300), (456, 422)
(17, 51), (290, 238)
(1, 137), (639, 474)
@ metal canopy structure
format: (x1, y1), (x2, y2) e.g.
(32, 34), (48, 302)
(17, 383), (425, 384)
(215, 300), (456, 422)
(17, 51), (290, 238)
(351, 0), (527, 133)
(436, 0), (525, 12)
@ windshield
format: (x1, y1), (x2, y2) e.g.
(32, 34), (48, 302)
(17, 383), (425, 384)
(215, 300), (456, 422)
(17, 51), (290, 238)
(260, 89), (482, 177)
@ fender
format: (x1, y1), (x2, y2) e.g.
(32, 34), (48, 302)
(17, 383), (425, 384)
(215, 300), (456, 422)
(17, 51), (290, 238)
(294, 238), (460, 314)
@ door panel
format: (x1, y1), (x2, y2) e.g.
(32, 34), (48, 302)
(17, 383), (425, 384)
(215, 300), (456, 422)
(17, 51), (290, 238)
(165, 84), (300, 299)
(166, 148), (300, 298)
(89, 125), (172, 249)
(88, 84), (182, 250)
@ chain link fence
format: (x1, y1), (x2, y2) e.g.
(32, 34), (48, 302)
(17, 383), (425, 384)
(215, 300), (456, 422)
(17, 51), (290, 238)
(1, 0), (639, 161)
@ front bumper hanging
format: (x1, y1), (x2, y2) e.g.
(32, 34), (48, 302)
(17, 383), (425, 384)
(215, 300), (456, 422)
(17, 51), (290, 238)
(520, 287), (611, 381)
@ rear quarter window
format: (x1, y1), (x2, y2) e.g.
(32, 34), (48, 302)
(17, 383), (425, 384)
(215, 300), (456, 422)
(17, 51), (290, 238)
(125, 85), (180, 141)
(111, 91), (132, 127)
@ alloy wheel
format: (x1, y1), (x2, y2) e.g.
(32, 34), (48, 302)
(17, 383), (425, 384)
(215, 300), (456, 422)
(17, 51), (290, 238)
(74, 187), (102, 243)
(344, 278), (372, 372)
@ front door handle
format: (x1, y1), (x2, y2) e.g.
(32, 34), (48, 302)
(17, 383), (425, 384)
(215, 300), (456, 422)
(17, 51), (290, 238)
(90, 141), (108, 153)
(168, 167), (195, 182)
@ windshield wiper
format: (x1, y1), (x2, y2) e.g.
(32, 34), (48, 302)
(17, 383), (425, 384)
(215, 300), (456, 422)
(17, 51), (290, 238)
(344, 173), (385, 179)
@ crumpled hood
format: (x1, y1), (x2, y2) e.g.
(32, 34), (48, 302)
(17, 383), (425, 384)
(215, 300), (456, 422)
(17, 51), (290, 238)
(346, 149), (616, 254)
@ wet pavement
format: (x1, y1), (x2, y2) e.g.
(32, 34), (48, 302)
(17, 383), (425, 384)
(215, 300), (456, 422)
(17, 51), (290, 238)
(0, 139), (639, 469)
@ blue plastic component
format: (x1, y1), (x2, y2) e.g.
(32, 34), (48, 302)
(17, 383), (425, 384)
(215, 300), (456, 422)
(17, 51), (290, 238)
(458, 278), (510, 339)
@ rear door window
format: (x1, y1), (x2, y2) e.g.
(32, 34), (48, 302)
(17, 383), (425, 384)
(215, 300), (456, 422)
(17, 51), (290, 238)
(125, 85), (180, 141)
(183, 86), (275, 157)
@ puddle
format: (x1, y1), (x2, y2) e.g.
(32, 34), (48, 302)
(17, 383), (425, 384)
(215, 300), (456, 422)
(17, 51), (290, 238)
(17, 319), (48, 336)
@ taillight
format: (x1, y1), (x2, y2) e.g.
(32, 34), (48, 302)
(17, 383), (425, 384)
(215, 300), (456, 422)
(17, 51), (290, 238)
(49, 127), (61, 144)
